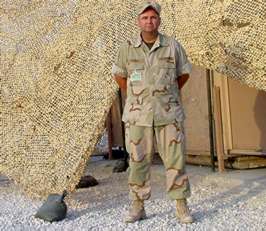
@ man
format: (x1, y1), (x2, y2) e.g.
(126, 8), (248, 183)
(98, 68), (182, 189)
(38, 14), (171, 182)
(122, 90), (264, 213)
(112, 1), (193, 224)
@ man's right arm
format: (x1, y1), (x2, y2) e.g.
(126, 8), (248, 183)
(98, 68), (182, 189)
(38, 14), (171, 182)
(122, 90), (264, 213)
(113, 75), (127, 93)
(112, 43), (128, 94)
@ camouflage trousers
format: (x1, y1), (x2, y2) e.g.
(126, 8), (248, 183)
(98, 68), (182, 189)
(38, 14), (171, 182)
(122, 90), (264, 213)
(125, 122), (191, 201)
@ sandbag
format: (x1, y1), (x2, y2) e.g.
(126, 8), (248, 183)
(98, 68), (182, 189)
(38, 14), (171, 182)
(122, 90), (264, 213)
(35, 191), (68, 222)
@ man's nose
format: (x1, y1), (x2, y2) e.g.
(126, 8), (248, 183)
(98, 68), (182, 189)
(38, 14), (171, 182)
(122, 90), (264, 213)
(147, 18), (152, 23)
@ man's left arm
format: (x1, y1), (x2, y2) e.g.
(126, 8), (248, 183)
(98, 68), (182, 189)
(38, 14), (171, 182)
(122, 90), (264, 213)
(177, 73), (189, 90)
(175, 42), (192, 90)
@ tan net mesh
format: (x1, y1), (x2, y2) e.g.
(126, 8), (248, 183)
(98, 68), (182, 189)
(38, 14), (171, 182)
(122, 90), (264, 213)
(1, 0), (265, 197)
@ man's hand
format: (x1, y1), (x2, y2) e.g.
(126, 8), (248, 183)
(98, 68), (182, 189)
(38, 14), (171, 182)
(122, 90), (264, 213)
(113, 75), (127, 93)
(177, 74), (189, 90)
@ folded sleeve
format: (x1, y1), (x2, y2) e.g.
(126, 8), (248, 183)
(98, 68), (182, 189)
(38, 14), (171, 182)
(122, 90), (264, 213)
(112, 43), (128, 78)
(175, 41), (192, 77)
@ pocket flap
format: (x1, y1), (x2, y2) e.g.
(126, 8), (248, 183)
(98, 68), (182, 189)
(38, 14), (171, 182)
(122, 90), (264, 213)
(128, 62), (145, 70)
(159, 62), (176, 69)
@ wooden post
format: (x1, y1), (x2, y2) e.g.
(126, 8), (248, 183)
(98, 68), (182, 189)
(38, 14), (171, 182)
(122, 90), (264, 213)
(214, 86), (225, 172)
(106, 109), (113, 160)
(206, 69), (216, 171)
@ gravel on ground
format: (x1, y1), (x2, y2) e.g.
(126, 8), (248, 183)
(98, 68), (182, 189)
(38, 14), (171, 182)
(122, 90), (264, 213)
(1, 156), (266, 231)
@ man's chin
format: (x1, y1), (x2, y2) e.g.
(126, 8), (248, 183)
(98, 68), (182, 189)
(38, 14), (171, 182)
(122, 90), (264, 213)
(143, 29), (157, 33)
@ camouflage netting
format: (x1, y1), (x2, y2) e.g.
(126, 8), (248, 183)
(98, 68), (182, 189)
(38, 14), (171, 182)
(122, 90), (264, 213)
(1, 0), (265, 197)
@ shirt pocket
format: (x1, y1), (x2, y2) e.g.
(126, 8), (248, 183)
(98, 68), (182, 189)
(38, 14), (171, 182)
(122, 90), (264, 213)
(128, 63), (145, 86)
(158, 61), (177, 85)
(127, 63), (147, 100)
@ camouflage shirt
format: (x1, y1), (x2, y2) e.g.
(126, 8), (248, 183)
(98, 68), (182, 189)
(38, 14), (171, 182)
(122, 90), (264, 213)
(112, 33), (192, 127)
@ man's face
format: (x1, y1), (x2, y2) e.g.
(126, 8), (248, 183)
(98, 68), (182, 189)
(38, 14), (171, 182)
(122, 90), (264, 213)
(137, 8), (161, 33)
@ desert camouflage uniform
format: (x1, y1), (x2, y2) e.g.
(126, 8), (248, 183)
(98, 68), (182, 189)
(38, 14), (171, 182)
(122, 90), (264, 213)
(112, 33), (192, 200)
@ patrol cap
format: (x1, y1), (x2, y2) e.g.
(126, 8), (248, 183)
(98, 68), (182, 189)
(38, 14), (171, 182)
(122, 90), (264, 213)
(137, 1), (161, 16)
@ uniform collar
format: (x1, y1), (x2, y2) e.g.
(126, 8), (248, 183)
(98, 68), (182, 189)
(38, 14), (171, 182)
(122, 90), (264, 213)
(133, 32), (169, 48)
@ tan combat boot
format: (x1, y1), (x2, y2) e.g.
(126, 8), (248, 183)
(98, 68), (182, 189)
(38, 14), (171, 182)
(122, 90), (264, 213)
(176, 199), (194, 224)
(124, 200), (146, 223)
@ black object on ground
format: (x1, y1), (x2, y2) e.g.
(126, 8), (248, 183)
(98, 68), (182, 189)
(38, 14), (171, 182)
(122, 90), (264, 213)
(111, 149), (125, 159)
(113, 158), (129, 173)
(35, 190), (68, 222)
(103, 148), (126, 160)
(76, 175), (99, 189)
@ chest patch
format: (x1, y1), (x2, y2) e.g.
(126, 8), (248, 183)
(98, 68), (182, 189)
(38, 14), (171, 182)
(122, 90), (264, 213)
(130, 70), (142, 82)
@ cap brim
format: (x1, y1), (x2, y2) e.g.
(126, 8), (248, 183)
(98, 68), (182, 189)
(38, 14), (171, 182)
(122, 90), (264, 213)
(138, 5), (160, 15)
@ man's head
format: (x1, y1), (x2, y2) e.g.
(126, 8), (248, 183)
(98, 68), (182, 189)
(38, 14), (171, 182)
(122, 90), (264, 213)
(137, 1), (161, 34)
